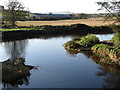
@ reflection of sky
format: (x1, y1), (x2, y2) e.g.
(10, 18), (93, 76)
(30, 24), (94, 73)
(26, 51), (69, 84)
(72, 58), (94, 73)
(22, 36), (104, 88)
(96, 34), (113, 41)
(0, 43), (9, 62)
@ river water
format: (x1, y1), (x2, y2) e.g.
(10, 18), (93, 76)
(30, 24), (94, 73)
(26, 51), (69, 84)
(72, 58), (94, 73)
(1, 34), (120, 88)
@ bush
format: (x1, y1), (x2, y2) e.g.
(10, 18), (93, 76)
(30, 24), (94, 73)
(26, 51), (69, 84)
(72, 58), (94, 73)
(111, 33), (120, 46)
(91, 44), (120, 62)
(78, 35), (100, 47)
(109, 24), (120, 32)
(63, 35), (100, 51)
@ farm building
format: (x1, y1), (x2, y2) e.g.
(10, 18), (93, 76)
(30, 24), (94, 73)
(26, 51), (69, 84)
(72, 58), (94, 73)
(29, 13), (72, 20)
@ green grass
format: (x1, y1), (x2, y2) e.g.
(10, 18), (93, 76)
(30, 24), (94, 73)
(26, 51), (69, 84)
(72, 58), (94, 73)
(0, 24), (120, 33)
(111, 33), (120, 45)
(0, 26), (45, 31)
(91, 44), (120, 62)
(63, 35), (100, 51)
(77, 35), (100, 47)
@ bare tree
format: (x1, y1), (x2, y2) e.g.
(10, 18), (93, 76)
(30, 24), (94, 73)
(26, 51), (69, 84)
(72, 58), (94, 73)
(97, 0), (120, 23)
(4, 0), (27, 27)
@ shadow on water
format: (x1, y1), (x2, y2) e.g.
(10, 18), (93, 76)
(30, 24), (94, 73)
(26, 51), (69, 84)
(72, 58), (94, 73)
(2, 33), (87, 42)
(64, 48), (120, 88)
(1, 40), (35, 88)
(1, 24), (114, 42)
(2, 58), (34, 88)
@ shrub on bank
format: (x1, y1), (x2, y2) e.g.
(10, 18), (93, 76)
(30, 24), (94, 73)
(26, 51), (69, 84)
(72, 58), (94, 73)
(63, 35), (100, 51)
(78, 35), (100, 47)
(91, 44), (120, 63)
(111, 33), (120, 46)
(109, 24), (120, 32)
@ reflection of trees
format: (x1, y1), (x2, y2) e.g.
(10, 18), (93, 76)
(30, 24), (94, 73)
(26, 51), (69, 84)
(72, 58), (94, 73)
(64, 47), (120, 88)
(4, 40), (28, 63)
(2, 58), (34, 88)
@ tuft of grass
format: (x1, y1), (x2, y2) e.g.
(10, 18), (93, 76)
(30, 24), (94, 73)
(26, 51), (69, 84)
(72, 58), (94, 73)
(111, 33), (120, 46)
(91, 44), (120, 63)
(78, 35), (100, 47)
(63, 35), (100, 51)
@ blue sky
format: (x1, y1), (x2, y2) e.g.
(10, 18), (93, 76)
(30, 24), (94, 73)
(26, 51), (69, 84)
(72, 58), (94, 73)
(0, 0), (105, 14)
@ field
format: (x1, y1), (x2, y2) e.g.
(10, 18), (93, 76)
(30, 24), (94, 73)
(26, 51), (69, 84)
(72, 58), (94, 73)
(17, 18), (119, 26)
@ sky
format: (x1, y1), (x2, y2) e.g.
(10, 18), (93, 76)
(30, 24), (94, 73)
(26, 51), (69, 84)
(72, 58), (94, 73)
(0, 0), (104, 14)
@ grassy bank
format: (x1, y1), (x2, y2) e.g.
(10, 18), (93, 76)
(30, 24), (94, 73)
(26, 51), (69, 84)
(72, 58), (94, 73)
(1, 24), (118, 33)
(91, 44), (120, 64)
(63, 35), (100, 51)
(111, 33), (120, 46)
(63, 34), (120, 65)
(0, 23), (119, 41)
(1, 24), (119, 33)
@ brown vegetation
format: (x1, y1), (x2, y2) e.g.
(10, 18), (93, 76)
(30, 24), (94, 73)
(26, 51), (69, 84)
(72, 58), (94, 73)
(17, 18), (119, 26)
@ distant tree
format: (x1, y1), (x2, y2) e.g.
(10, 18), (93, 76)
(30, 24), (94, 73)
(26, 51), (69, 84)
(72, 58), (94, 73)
(3, 0), (27, 27)
(97, 0), (120, 22)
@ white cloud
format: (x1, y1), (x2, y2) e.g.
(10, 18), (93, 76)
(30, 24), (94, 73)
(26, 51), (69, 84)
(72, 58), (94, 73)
(0, 0), (103, 13)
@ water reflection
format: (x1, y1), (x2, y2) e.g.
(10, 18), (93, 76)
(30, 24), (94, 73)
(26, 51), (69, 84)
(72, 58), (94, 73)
(1, 34), (118, 88)
(97, 65), (120, 88)
(64, 48), (120, 88)
(4, 40), (28, 60)
(65, 49), (79, 57)
(2, 58), (34, 88)
(1, 40), (35, 88)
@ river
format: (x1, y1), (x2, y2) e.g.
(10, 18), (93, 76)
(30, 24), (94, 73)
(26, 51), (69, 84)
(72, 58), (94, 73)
(1, 34), (120, 88)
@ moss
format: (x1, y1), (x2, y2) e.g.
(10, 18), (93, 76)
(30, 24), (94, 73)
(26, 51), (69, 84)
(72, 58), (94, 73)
(91, 44), (120, 63)
(111, 33), (120, 46)
(78, 35), (100, 47)
(63, 35), (100, 51)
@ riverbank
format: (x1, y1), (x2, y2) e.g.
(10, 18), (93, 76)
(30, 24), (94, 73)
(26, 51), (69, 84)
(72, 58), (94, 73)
(0, 21), (119, 41)
(63, 34), (120, 66)
(1, 24), (118, 41)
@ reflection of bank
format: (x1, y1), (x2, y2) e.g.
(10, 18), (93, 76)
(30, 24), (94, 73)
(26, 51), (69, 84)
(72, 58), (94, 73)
(2, 58), (34, 88)
(64, 47), (120, 88)
(1, 40), (34, 88)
